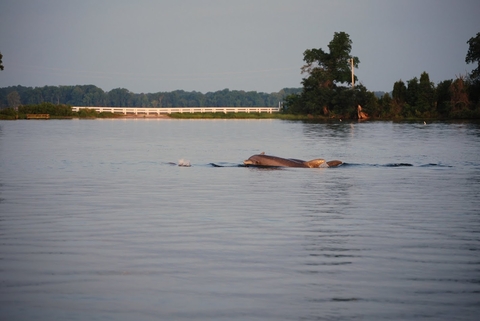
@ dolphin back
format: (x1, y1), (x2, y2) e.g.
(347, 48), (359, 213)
(244, 154), (306, 167)
(243, 154), (342, 168)
(304, 159), (327, 168)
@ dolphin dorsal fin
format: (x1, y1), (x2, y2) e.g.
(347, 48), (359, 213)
(304, 159), (327, 168)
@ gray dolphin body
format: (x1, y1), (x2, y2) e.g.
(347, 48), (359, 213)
(243, 153), (342, 168)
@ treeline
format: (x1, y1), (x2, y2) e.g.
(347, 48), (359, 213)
(3, 31), (479, 120)
(287, 72), (480, 119)
(0, 85), (300, 109)
(0, 102), (120, 120)
(375, 73), (479, 119)
(285, 32), (480, 119)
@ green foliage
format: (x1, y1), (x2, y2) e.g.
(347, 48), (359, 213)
(284, 94), (304, 114)
(0, 85), (295, 109)
(168, 112), (317, 120)
(301, 32), (359, 89)
(467, 79), (480, 107)
(7, 91), (21, 108)
(76, 108), (99, 118)
(18, 102), (74, 117)
(466, 32), (480, 82)
(449, 76), (470, 113)
(286, 31), (480, 120)
(0, 103), (121, 119)
(286, 32), (373, 118)
(449, 105), (480, 119)
(0, 107), (17, 119)
(2, 32), (480, 120)
(354, 84), (379, 117)
(436, 80), (453, 116)
(393, 72), (437, 118)
(392, 80), (406, 104)
(418, 72), (436, 116)
(75, 108), (119, 118)
(170, 112), (267, 119)
(405, 77), (419, 111)
(377, 93), (392, 118)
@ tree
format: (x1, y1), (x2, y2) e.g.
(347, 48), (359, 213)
(285, 32), (361, 115)
(82, 85), (107, 106)
(466, 32), (480, 81)
(392, 80), (406, 103)
(301, 32), (359, 89)
(70, 86), (85, 105)
(391, 80), (407, 116)
(466, 33), (480, 108)
(7, 91), (21, 109)
(418, 72), (435, 116)
(43, 86), (61, 104)
(378, 93), (392, 117)
(403, 77), (420, 117)
(449, 75), (470, 114)
(108, 88), (131, 106)
(354, 84), (378, 117)
(0, 52), (3, 71)
(436, 79), (453, 116)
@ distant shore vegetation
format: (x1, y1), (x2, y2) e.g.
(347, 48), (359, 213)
(0, 102), (121, 120)
(283, 31), (480, 120)
(0, 86), (299, 109)
(1, 32), (479, 120)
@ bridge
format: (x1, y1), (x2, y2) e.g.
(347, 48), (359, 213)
(72, 106), (281, 115)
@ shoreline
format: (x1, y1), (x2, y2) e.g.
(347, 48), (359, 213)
(120, 114), (171, 119)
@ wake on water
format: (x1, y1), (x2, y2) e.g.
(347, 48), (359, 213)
(209, 162), (452, 168)
(167, 160), (450, 168)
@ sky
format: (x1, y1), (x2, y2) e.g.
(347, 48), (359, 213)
(1, 0), (479, 94)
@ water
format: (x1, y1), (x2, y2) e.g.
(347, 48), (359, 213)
(0, 119), (479, 320)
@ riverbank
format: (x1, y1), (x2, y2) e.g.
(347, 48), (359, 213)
(2, 110), (477, 122)
(0, 110), (317, 121)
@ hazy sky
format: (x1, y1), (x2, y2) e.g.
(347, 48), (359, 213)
(1, 0), (479, 94)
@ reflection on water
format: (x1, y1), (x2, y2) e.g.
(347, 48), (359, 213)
(0, 119), (479, 321)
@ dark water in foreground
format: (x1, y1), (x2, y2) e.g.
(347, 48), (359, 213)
(0, 119), (479, 320)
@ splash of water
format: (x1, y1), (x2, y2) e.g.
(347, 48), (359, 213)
(178, 159), (191, 167)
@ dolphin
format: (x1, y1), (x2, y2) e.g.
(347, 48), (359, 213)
(243, 153), (342, 168)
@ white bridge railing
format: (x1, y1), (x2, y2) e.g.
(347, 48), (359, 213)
(72, 106), (281, 115)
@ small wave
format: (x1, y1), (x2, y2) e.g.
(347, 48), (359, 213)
(178, 159), (191, 167)
(164, 160), (191, 167)
(203, 162), (455, 168)
(331, 297), (360, 302)
(339, 163), (446, 167)
(210, 162), (246, 167)
(210, 163), (223, 167)
(384, 163), (414, 167)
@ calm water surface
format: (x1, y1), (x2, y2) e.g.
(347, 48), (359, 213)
(0, 119), (479, 320)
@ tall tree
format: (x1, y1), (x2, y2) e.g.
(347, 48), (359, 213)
(449, 75), (470, 113)
(378, 93), (392, 117)
(0, 52), (3, 70)
(436, 79), (453, 116)
(391, 80), (407, 116)
(466, 32), (480, 107)
(403, 77), (420, 117)
(418, 72), (435, 115)
(466, 32), (480, 81)
(392, 80), (407, 104)
(301, 32), (359, 89)
(285, 32), (360, 115)
(7, 91), (21, 109)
